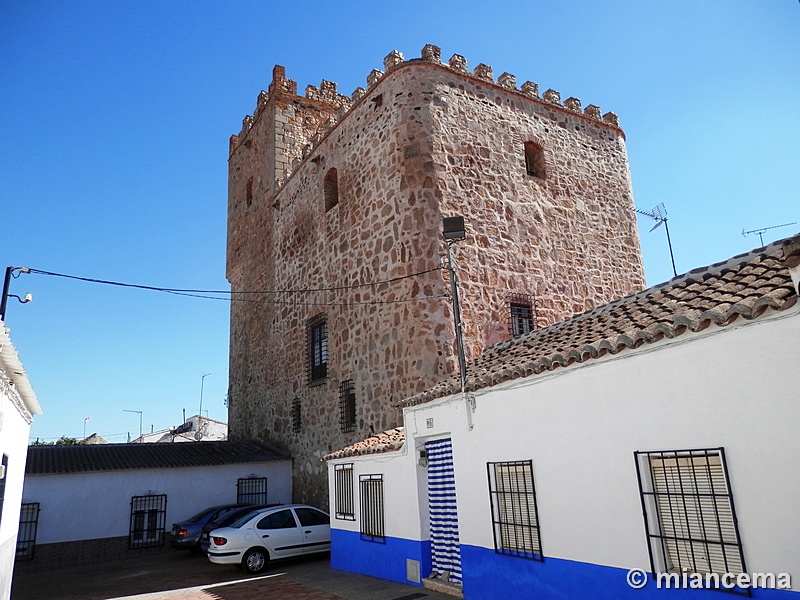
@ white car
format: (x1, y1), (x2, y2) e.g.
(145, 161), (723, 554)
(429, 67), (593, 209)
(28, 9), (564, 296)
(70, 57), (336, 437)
(207, 504), (330, 574)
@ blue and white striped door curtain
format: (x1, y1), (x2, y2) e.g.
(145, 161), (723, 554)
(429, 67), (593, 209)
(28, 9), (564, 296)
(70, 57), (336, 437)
(426, 438), (462, 583)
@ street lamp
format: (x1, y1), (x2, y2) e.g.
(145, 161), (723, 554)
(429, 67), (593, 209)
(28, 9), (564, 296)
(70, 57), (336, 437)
(199, 372), (211, 423)
(124, 409), (143, 441)
(442, 216), (467, 393)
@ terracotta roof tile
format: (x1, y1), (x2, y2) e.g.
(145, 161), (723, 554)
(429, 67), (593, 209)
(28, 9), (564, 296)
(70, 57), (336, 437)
(322, 428), (405, 461)
(403, 234), (798, 408)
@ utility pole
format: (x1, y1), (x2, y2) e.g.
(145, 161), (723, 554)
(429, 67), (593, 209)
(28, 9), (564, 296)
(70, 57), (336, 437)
(442, 216), (467, 393)
(0, 266), (32, 321)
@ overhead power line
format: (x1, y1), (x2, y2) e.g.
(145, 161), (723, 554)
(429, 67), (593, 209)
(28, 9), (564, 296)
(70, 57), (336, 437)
(23, 266), (447, 307)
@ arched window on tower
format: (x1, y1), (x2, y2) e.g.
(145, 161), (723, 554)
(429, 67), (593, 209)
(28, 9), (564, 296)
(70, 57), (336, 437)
(523, 142), (546, 179)
(324, 168), (339, 212)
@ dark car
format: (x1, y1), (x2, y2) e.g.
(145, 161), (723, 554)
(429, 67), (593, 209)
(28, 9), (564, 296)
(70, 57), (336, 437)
(170, 504), (253, 552)
(198, 504), (278, 554)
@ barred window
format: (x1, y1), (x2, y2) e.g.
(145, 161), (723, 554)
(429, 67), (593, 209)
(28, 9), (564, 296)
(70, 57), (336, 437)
(308, 314), (328, 383)
(237, 476), (268, 504)
(634, 448), (746, 585)
(487, 460), (543, 560)
(524, 141), (546, 178)
(0, 455), (6, 527)
(334, 463), (355, 520)
(292, 398), (302, 433)
(339, 379), (356, 433)
(359, 474), (384, 542)
(16, 502), (40, 561)
(509, 293), (536, 337)
(129, 494), (167, 549)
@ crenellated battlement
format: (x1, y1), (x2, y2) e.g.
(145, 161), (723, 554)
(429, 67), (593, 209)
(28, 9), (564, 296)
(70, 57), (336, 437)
(230, 44), (623, 188)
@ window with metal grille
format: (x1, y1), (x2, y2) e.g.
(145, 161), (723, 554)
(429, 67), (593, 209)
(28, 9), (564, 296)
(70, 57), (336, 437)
(508, 293), (536, 337)
(237, 476), (268, 504)
(129, 494), (167, 549)
(308, 314), (328, 383)
(634, 448), (747, 590)
(339, 379), (356, 433)
(487, 460), (543, 560)
(359, 474), (384, 542)
(334, 463), (355, 520)
(292, 398), (302, 433)
(0, 454), (7, 527)
(324, 168), (339, 211)
(524, 141), (546, 178)
(16, 502), (40, 561)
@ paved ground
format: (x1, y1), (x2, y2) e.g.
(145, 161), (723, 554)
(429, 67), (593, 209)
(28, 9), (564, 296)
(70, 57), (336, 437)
(11, 551), (453, 600)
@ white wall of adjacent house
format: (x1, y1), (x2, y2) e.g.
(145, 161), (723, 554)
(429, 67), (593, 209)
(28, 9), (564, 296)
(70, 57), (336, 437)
(0, 387), (35, 600)
(22, 461), (292, 544)
(336, 308), (800, 584)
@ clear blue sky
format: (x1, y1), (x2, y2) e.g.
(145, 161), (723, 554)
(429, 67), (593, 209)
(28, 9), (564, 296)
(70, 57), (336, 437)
(1, 1), (797, 443)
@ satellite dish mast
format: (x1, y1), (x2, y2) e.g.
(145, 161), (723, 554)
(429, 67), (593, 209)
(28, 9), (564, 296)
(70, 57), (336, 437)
(635, 203), (677, 277)
(741, 222), (796, 247)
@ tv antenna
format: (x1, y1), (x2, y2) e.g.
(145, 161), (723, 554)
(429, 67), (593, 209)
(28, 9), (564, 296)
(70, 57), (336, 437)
(635, 203), (677, 277)
(741, 222), (796, 246)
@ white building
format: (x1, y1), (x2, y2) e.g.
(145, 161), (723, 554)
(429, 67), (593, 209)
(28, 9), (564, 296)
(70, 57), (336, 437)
(0, 323), (41, 600)
(132, 414), (228, 443)
(325, 235), (800, 599)
(18, 440), (292, 571)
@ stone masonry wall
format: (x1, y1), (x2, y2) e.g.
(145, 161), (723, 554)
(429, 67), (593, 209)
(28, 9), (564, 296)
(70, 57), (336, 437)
(226, 46), (645, 506)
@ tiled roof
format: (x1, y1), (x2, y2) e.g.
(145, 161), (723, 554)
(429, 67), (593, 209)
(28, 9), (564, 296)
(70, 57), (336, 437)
(405, 234), (799, 407)
(323, 428), (405, 461)
(325, 234), (800, 460)
(26, 440), (290, 475)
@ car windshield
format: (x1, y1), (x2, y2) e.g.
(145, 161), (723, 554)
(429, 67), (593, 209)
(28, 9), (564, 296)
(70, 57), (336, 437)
(212, 507), (261, 528)
(229, 510), (266, 529)
(185, 507), (216, 523)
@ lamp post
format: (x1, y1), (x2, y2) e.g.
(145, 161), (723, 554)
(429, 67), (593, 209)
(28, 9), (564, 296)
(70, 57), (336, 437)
(124, 409), (143, 441)
(442, 216), (467, 393)
(199, 372), (211, 423)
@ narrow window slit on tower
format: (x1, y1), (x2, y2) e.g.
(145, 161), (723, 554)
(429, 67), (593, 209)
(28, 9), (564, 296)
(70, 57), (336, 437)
(324, 168), (339, 211)
(524, 142), (546, 179)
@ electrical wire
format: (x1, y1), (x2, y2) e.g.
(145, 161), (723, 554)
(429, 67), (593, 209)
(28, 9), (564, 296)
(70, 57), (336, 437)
(23, 266), (448, 307)
(26, 266), (443, 295)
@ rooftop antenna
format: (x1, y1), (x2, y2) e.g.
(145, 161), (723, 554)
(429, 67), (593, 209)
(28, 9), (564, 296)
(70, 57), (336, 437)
(635, 203), (677, 277)
(741, 222), (796, 247)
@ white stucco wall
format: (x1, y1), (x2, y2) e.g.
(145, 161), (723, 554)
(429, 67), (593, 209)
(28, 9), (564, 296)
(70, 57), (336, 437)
(0, 391), (32, 548)
(22, 460), (292, 544)
(332, 307), (800, 580)
(327, 443), (429, 542)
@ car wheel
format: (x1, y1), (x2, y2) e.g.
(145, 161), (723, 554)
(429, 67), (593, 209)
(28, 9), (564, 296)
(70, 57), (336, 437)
(242, 548), (269, 574)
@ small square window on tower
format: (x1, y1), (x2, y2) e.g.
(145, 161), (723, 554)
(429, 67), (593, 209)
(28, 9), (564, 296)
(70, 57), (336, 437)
(509, 293), (536, 337)
(523, 141), (546, 179)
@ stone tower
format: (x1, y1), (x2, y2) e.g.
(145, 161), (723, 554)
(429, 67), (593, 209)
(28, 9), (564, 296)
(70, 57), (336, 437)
(226, 45), (646, 506)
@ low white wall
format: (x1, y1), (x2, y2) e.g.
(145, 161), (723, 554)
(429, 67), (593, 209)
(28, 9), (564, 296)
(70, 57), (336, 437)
(23, 461), (292, 544)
